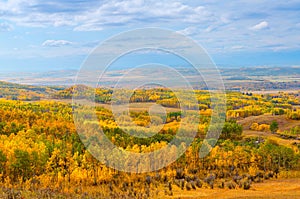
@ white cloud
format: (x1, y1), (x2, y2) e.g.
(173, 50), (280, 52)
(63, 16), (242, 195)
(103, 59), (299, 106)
(73, 24), (103, 32)
(0, 0), (217, 30)
(0, 23), (13, 32)
(250, 21), (269, 31)
(0, 0), (300, 55)
(231, 45), (245, 50)
(177, 27), (198, 36)
(42, 40), (73, 47)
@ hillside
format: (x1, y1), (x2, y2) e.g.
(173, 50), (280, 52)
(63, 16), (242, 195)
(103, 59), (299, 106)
(0, 83), (299, 198)
(0, 81), (65, 101)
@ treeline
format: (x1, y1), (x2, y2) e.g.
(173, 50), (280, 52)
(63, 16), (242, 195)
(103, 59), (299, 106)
(55, 86), (300, 112)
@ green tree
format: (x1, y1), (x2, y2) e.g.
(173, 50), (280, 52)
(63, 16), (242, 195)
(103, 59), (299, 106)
(0, 150), (7, 178)
(221, 121), (243, 140)
(270, 121), (279, 133)
(11, 149), (32, 182)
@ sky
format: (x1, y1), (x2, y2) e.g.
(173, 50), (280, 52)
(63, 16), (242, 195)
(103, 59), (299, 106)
(0, 0), (300, 72)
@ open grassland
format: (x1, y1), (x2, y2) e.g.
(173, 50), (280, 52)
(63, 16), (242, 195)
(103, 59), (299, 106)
(243, 130), (300, 146)
(238, 114), (300, 146)
(169, 178), (300, 199)
(1, 178), (299, 199)
(238, 114), (300, 131)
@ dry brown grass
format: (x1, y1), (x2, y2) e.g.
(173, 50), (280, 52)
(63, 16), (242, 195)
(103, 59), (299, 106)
(167, 178), (300, 199)
(237, 114), (300, 131)
(242, 130), (300, 146)
(237, 114), (300, 146)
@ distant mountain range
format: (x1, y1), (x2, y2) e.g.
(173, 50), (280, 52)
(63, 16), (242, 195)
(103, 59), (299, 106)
(221, 66), (300, 77)
(0, 66), (299, 92)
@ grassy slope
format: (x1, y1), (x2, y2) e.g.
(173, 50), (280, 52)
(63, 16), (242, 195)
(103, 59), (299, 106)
(238, 114), (300, 131)
(237, 114), (300, 145)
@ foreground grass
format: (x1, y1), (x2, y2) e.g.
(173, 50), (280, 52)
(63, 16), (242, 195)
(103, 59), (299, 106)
(168, 178), (300, 199)
(1, 178), (299, 199)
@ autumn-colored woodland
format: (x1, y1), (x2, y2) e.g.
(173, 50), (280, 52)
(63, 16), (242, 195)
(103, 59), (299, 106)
(0, 87), (299, 198)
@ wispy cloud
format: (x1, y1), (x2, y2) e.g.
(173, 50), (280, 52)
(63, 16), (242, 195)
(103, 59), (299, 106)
(231, 45), (245, 50)
(0, 0), (300, 70)
(42, 40), (73, 47)
(0, 0), (216, 30)
(250, 21), (269, 31)
(177, 27), (198, 36)
(0, 22), (13, 32)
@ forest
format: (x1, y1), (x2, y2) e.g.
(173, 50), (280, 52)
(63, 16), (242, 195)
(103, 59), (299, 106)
(0, 84), (299, 198)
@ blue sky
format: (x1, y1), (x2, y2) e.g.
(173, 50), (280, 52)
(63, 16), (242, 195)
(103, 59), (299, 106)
(0, 0), (300, 72)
